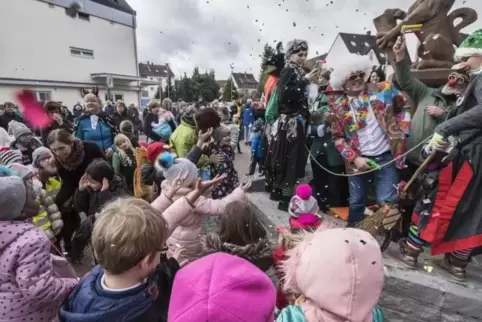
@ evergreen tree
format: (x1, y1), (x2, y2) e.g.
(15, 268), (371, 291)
(176, 73), (195, 102)
(257, 43), (275, 93)
(221, 78), (238, 102)
(154, 86), (161, 99)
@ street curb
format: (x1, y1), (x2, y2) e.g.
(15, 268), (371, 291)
(248, 190), (482, 322)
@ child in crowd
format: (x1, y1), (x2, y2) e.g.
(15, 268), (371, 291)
(9, 162), (64, 246)
(113, 133), (137, 193)
(203, 125), (240, 199)
(202, 200), (273, 272)
(248, 118), (265, 176)
(74, 158), (127, 217)
(120, 120), (140, 147)
(274, 184), (322, 310)
(8, 120), (42, 165)
(60, 173), (225, 322)
(0, 176), (77, 321)
(288, 184), (321, 229)
(218, 106), (240, 152)
(151, 107), (176, 142)
(276, 228), (384, 322)
(168, 253), (276, 322)
(0, 147), (22, 166)
(157, 152), (249, 262)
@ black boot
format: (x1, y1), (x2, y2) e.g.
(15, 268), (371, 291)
(398, 238), (422, 269)
(439, 253), (469, 281)
(277, 197), (290, 212)
(269, 189), (281, 201)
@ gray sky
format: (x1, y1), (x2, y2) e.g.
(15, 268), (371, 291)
(128, 0), (482, 79)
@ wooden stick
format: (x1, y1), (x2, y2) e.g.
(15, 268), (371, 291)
(402, 153), (436, 193)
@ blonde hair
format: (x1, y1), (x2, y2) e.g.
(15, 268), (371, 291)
(84, 93), (101, 104)
(92, 197), (167, 274)
(114, 133), (135, 162)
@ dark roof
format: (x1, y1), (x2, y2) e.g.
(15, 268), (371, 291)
(91, 0), (135, 15)
(231, 72), (258, 89)
(338, 33), (386, 65)
(217, 80), (228, 88)
(139, 62), (174, 78)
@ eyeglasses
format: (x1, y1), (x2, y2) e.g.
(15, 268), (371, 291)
(348, 72), (365, 81)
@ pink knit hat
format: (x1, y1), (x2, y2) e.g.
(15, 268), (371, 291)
(168, 253), (276, 322)
(281, 228), (384, 322)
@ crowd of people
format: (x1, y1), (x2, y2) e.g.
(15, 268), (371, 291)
(0, 28), (482, 321)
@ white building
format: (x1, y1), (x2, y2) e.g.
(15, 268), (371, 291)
(0, 0), (157, 109)
(138, 62), (174, 107)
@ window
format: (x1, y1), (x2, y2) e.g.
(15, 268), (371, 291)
(114, 94), (124, 101)
(35, 91), (52, 102)
(78, 12), (90, 21)
(141, 90), (149, 97)
(70, 47), (94, 58)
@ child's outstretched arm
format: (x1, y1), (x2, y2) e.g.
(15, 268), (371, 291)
(196, 180), (251, 216)
(16, 236), (77, 305)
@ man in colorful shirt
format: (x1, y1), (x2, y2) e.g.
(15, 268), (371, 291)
(329, 54), (407, 227)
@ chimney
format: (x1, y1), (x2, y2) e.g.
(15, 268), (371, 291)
(366, 31), (371, 36)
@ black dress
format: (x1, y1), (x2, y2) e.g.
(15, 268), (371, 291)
(266, 65), (310, 203)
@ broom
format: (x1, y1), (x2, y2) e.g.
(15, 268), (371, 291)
(357, 153), (436, 250)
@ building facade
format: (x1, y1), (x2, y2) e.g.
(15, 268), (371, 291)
(0, 0), (155, 109)
(138, 62), (174, 107)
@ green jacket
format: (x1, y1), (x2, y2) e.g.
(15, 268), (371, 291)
(310, 94), (344, 167)
(394, 56), (453, 165)
(169, 120), (210, 168)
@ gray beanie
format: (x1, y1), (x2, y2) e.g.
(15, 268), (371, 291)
(8, 120), (32, 140)
(0, 176), (27, 221)
(156, 155), (199, 188)
(32, 146), (52, 169)
(212, 124), (231, 143)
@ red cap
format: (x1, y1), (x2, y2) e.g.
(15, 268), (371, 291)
(146, 142), (170, 163)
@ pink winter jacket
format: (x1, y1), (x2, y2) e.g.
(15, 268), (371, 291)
(157, 180), (246, 261)
(0, 221), (78, 322)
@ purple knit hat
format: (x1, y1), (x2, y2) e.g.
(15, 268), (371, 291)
(168, 253), (276, 322)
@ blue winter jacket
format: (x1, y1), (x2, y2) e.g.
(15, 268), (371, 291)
(250, 133), (263, 159)
(59, 260), (179, 322)
(242, 105), (255, 126)
(75, 113), (115, 152)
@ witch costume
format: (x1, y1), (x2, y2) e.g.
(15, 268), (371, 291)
(266, 39), (311, 211)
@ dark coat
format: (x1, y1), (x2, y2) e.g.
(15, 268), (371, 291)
(0, 112), (23, 131)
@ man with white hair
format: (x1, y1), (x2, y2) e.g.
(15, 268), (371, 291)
(329, 54), (407, 227)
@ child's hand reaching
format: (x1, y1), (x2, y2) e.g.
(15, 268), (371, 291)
(172, 245), (188, 268)
(239, 179), (252, 192)
(185, 174), (227, 205)
(165, 170), (188, 200)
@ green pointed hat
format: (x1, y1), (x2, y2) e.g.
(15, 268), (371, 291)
(455, 29), (482, 61)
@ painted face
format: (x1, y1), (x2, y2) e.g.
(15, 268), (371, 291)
(344, 72), (366, 93)
(49, 141), (72, 160)
(370, 72), (380, 83)
(291, 50), (308, 66)
(327, 93), (342, 106)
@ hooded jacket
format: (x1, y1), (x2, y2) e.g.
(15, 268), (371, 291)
(0, 176), (77, 322)
(160, 180), (246, 261)
(277, 228), (384, 322)
(202, 232), (273, 272)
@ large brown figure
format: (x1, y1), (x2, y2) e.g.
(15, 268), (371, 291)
(375, 0), (477, 69)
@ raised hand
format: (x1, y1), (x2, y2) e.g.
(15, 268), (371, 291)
(165, 170), (188, 200)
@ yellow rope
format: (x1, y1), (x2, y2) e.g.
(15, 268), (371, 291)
(306, 135), (433, 177)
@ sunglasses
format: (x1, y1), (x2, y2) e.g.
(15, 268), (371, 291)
(348, 72), (365, 81)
